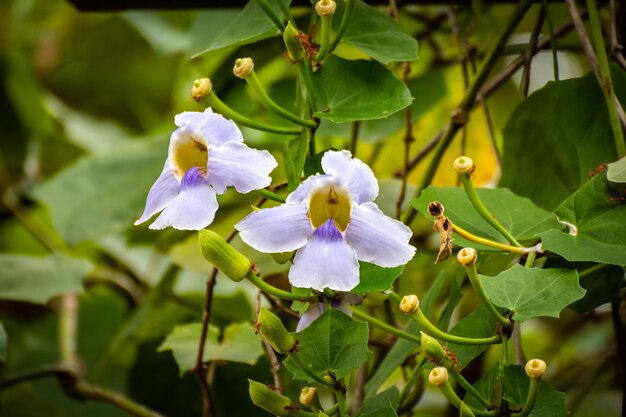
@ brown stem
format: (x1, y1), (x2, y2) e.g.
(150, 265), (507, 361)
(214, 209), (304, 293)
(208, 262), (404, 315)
(74, 381), (167, 417)
(520, 6), (546, 98)
(196, 268), (219, 417)
(611, 296), (626, 417)
(256, 289), (283, 393)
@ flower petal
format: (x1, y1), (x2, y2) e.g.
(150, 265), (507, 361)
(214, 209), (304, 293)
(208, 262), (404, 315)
(289, 221), (360, 291)
(285, 174), (331, 204)
(207, 141), (277, 194)
(345, 202), (415, 267)
(174, 108), (243, 147)
(296, 303), (325, 332)
(134, 159), (180, 225)
(321, 150), (378, 204)
(236, 201), (311, 253)
(149, 168), (218, 230)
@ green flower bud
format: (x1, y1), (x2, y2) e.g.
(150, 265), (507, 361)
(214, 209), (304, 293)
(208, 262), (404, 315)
(282, 22), (305, 61)
(453, 156), (474, 175)
(399, 295), (419, 314)
(525, 358), (547, 379)
(257, 308), (297, 354)
(249, 380), (298, 416)
(299, 387), (318, 406)
(456, 247), (477, 266)
(198, 230), (251, 282)
(192, 78), (212, 103)
(233, 57), (254, 79)
(421, 332), (452, 367)
(315, 0), (336, 16)
(428, 366), (448, 386)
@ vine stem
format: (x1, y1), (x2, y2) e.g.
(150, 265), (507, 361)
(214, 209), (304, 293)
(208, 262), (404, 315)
(464, 262), (511, 328)
(404, 0), (534, 225)
(328, 0), (355, 53)
(437, 380), (497, 417)
(196, 268), (219, 417)
(246, 271), (318, 302)
(452, 223), (531, 255)
(254, 0), (285, 31)
(256, 188), (286, 203)
(448, 366), (493, 410)
(350, 307), (421, 344)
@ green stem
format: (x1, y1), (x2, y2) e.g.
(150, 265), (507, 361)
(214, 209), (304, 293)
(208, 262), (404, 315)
(512, 378), (542, 417)
(389, 292), (501, 346)
(399, 355), (426, 406)
(246, 71), (318, 128)
(335, 388), (347, 417)
(204, 92), (302, 135)
(74, 381), (167, 417)
(328, 0), (355, 53)
(255, 0), (285, 31)
(296, 59), (318, 113)
(524, 251), (537, 268)
(316, 14), (333, 61)
(586, 0), (626, 157)
(499, 335), (510, 416)
(351, 307), (421, 344)
(438, 381), (497, 417)
(404, 0), (533, 225)
(465, 263), (511, 328)
(288, 352), (335, 387)
(449, 366), (494, 410)
(246, 271), (317, 302)
(256, 188), (287, 203)
(452, 224), (531, 255)
(276, 0), (296, 28)
(459, 174), (522, 247)
(541, 0), (560, 81)
(578, 263), (609, 278)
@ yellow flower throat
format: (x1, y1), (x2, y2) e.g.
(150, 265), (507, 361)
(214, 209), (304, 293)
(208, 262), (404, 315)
(172, 139), (208, 179)
(308, 183), (351, 232)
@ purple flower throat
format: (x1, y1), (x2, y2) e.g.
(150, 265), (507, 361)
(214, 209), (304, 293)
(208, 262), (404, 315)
(313, 218), (343, 241)
(181, 166), (207, 188)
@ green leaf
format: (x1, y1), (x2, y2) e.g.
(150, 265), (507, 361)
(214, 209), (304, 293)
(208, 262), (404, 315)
(607, 156), (626, 194)
(446, 304), (498, 369)
(284, 310), (370, 380)
(411, 187), (561, 247)
(463, 365), (500, 410)
(312, 56), (413, 122)
(32, 134), (168, 245)
(351, 262), (404, 295)
(191, 0), (290, 58)
(479, 265), (585, 321)
(0, 253), (93, 304)
(339, 0), (418, 64)
(284, 134), (308, 192)
(356, 387), (400, 417)
(501, 69), (624, 210)
(159, 322), (264, 375)
(502, 365), (567, 417)
(538, 173), (626, 265)
(570, 265), (625, 313)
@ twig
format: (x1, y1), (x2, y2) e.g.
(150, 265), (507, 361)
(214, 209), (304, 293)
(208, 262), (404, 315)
(520, 6), (546, 98)
(542, 0), (560, 80)
(512, 322), (526, 365)
(349, 121), (361, 156)
(395, 128), (444, 177)
(196, 268), (219, 417)
(256, 289), (283, 393)
(611, 295), (626, 417)
(351, 364), (368, 415)
(73, 381), (167, 417)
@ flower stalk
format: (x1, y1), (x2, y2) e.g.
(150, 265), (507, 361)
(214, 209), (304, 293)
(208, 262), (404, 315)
(328, 0), (355, 53)
(254, 0), (285, 31)
(350, 307), (421, 344)
(428, 368), (497, 417)
(454, 157), (522, 248)
(247, 271), (318, 302)
(194, 79), (303, 135)
(391, 293), (501, 345)
(256, 188), (287, 203)
(234, 58), (318, 129)
(457, 248), (511, 329)
(315, 0), (336, 61)
(512, 359), (547, 417)
(452, 223), (531, 255)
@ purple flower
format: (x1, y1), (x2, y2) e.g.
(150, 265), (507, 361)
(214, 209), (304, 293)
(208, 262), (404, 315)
(135, 108), (277, 230)
(236, 150), (415, 291)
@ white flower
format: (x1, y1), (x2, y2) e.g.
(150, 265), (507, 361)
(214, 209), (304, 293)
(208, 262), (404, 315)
(135, 108), (277, 230)
(235, 150), (415, 291)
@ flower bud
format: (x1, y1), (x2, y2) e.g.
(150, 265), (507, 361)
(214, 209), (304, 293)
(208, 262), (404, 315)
(315, 0), (336, 16)
(399, 295), (419, 314)
(456, 247), (477, 266)
(428, 366), (449, 386)
(421, 332), (452, 367)
(453, 156), (474, 175)
(299, 387), (318, 406)
(192, 78), (212, 103)
(233, 57), (254, 79)
(525, 358), (547, 379)
(249, 380), (297, 416)
(199, 230), (251, 282)
(427, 201), (445, 218)
(283, 21), (305, 61)
(257, 308), (297, 354)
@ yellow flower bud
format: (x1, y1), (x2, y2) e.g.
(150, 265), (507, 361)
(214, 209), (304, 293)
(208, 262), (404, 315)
(525, 359), (547, 379)
(399, 295), (419, 314)
(191, 78), (212, 103)
(299, 387), (318, 406)
(233, 57), (254, 79)
(453, 156), (474, 175)
(428, 366), (449, 386)
(456, 247), (477, 266)
(199, 230), (251, 282)
(315, 0), (336, 16)
(257, 308), (297, 354)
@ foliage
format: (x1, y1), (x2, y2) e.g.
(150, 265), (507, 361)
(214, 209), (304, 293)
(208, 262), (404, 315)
(0, 1), (625, 417)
